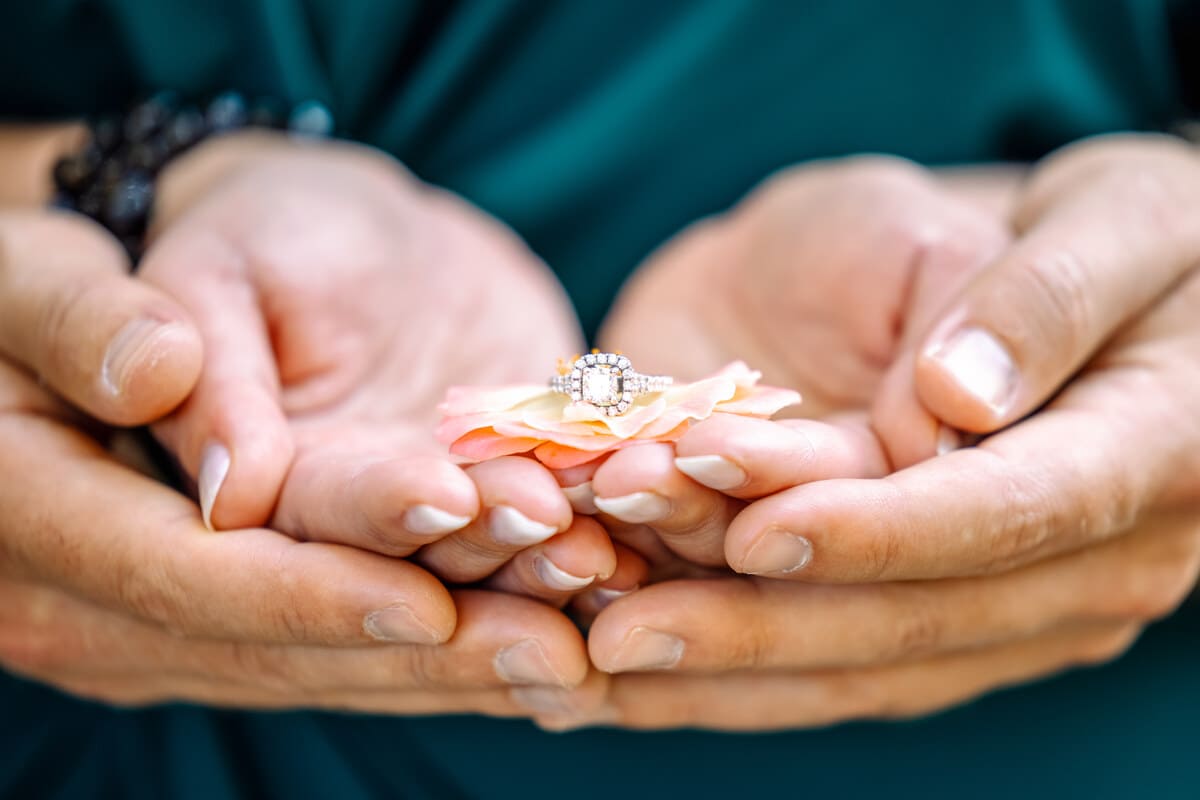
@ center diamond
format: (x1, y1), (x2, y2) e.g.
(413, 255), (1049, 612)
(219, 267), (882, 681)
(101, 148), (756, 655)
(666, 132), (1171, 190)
(581, 366), (622, 407)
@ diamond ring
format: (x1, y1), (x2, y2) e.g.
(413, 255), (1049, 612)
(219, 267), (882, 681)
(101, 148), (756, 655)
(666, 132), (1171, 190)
(550, 353), (673, 416)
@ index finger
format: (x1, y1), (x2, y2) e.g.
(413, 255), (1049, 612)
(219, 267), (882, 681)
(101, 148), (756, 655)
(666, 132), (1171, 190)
(723, 367), (1174, 581)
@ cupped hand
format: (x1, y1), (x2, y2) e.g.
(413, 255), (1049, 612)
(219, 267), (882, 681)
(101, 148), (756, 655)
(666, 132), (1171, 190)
(142, 132), (616, 597)
(538, 137), (1200, 730)
(0, 211), (589, 712)
(582, 157), (1011, 567)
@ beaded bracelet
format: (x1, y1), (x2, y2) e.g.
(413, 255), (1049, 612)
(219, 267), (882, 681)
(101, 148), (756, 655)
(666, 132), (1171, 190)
(51, 91), (334, 264)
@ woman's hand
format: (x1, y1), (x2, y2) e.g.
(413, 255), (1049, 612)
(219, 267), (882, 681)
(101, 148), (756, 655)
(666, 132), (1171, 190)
(0, 211), (589, 711)
(142, 133), (617, 600)
(535, 136), (1200, 730)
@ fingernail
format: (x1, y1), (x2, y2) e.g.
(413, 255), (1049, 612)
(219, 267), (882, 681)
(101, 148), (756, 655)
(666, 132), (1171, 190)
(593, 492), (670, 523)
(533, 556), (595, 591)
(588, 585), (637, 610)
(674, 455), (747, 490)
(562, 481), (598, 515)
(604, 626), (684, 672)
(363, 603), (442, 645)
(924, 326), (1017, 415)
(197, 441), (230, 531)
(101, 317), (179, 397)
(493, 638), (568, 686)
(936, 424), (962, 456)
(739, 528), (813, 575)
(489, 505), (558, 546)
(509, 686), (576, 715)
(403, 504), (472, 537)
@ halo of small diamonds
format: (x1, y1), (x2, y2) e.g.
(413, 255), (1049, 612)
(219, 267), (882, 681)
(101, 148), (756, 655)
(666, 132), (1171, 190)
(552, 353), (670, 416)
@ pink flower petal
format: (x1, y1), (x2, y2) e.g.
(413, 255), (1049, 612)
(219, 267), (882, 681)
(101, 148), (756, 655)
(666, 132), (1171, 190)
(438, 384), (551, 416)
(439, 361), (801, 465)
(449, 428), (540, 460)
(715, 385), (802, 416)
(533, 441), (611, 469)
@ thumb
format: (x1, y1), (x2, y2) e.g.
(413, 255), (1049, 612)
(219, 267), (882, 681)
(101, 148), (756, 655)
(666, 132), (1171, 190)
(0, 210), (202, 425)
(914, 137), (1200, 433)
(867, 198), (1011, 468)
(139, 223), (293, 531)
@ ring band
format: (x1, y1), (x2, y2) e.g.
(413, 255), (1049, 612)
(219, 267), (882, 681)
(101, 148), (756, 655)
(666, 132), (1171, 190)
(550, 353), (673, 416)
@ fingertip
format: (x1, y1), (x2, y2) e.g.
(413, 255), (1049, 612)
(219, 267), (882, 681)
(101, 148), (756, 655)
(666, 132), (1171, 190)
(456, 590), (590, 687)
(591, 442), (676, 496)
(543, 516), (618, 583)
(572, 543), (648, 619)
(587, 589), (687, 674)
(170, 388), (294, 530)
(363, 564), (459, 645)
(467, 456), (573, 532)
(213, 425), (294, 530)
(871, 352), (941, 469)
(356, 456), (481, 542)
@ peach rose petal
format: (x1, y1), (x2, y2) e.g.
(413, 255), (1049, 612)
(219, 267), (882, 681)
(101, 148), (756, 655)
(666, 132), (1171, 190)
(439, 385), (550, 416)
(534, 441), (618, 469)
(437, 361), (801, 468)
(448, 428), (540, 461)
(716, 385), (803, 416)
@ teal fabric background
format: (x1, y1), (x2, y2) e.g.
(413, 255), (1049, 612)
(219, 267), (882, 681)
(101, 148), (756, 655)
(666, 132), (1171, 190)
(0, 0), (1185, 335)
(1, 1), (1197, 797)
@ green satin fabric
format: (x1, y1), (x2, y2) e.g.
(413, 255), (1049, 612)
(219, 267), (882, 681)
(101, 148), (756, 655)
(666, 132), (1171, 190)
(1, 1), (1196, 797)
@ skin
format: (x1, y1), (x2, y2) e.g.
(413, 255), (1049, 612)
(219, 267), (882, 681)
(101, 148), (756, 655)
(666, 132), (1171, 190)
(581, 156), (1013, 566)
(537, 136), (1200, 731)
(142, 132), (631, 598)
(3, 126), (1197, 729)
(0, 132), (622, 711)
(0, 245), (591, 710)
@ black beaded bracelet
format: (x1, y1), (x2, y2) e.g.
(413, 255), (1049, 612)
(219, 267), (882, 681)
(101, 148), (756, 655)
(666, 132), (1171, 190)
(51, 91), (334, 264)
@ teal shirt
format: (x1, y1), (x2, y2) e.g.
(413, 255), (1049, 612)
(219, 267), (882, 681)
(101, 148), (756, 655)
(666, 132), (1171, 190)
(2, 2), (1197, 797)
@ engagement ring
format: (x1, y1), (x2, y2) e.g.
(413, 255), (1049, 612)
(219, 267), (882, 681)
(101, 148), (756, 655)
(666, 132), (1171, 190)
(550, 353), (673, 416)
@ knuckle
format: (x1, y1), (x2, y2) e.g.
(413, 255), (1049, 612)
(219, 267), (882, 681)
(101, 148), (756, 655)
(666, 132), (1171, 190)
(36, 281), (101, 373)
(1011, 246), (1096, 351)
(261, 545), (325, 643)
(859, 525), (902, 581)
(982, 470), (1055, 571)
(225, 641), (301, 692)
(1076, 625), (1142, 667)
(393, 644), (445, 691)
(727, 583), (775, 669)
(979, 457), (1136, 574)
(111, 553), (189, 633)
(270, 589), (315, 644)
(887, 594), (946, 659)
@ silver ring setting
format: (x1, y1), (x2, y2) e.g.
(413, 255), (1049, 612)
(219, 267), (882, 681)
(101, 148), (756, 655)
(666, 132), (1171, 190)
(550, 353), (673, 416)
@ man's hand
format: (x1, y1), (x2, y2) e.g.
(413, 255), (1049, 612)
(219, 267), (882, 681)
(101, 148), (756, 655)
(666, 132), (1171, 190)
(539, 138), (1200, 731)
(0, 210), (590, 710)
(581, 158), (1011, 569)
